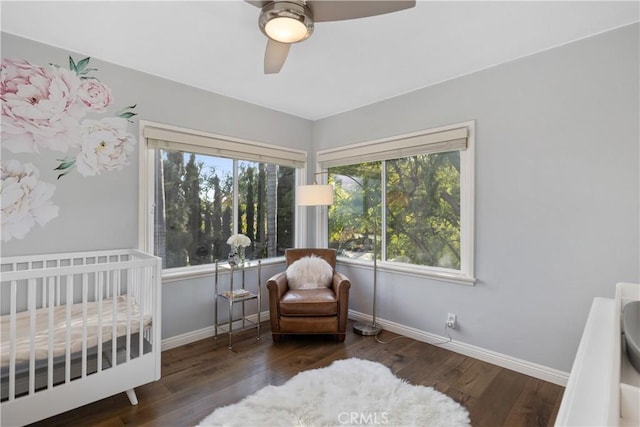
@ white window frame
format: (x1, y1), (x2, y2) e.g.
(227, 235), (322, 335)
(138, 120), (308, 281)
(317, 120), (476, 285)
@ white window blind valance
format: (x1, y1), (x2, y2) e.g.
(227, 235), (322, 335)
(317, 126), (468, 168)
(144, 126), (306, 168)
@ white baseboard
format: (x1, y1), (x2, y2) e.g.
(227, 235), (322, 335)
(348, 310), (569, 386)
(161, 310), (269, 351)
(161, 309), (568, 386)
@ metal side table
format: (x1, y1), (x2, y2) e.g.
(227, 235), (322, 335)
(214, 260), (261, 350)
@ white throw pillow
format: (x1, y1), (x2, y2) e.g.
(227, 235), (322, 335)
(286, 256), (333, 290)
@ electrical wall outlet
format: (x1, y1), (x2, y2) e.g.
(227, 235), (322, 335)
(446, 313), (457, 329)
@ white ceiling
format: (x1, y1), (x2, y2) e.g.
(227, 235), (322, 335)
(2, 1), (638, 120)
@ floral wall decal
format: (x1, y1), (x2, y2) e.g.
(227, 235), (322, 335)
(1, 58), (85, 154)
(74, 117), (137, 177)
(1, 55), (138, 241)
(1, 160), (59, 242)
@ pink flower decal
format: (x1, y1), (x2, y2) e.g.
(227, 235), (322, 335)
(1, 54), (138, 240)
(78, 79), (113, 112)
(1, 160), (59, 241)
(1, 59), (84, 154)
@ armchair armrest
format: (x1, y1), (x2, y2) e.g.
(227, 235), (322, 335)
(267, 271), (289, 300)
(266, 272), (289, 335)
(332, 272), (351, 334)
(331, 272), (351, 300)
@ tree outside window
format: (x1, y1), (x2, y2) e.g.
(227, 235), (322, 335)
(328, 150), (461, 271)
(154, 149), (295, 269)
(328, 163), (381, 261)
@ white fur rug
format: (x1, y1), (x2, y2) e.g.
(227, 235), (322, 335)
(198, 358), (470, 427)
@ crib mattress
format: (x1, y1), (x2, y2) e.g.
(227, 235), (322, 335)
(1, 295), (152, 367)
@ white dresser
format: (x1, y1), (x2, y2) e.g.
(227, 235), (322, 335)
(556, 282), (640, 426)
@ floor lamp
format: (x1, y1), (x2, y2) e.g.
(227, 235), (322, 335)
(297, 173), (382, 336)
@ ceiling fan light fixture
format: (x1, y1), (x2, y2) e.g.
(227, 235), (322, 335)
(259, 1), (314, 43)
(265, 17), (307, 43)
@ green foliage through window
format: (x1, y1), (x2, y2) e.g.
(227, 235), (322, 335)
(328, 150), (461, 270)
(154, 150), (295, 269)
(328, 163), (381, 261)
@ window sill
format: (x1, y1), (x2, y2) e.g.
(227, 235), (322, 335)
(161, 256), (286, 284)
(160, 256), (475, 286)
(336, 257), (476, 286)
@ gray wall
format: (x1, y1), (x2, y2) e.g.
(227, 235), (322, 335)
(1, 33), (311, 337)
(2, 23), (639, 372)
(313, 23), (640, 371)
(1, 32), (312, 256)
(161, 262), (284, 339)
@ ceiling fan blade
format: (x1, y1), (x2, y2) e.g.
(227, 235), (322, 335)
(264, 39), (291, 74)
(245, 0), (265, 8)
(246, 1), (416, 22)
(311, 1), (416, 22)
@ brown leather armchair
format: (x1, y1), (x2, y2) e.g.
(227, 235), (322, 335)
(266, 248), (351, 342)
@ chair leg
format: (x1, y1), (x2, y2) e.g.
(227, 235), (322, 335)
(336, 334), (346, 343)
(272, 333), (281, 342)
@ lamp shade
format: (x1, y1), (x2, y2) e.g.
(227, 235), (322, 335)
(297, 184), (334, 206)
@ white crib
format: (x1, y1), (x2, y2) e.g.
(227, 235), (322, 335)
(0, 249), (162, 426)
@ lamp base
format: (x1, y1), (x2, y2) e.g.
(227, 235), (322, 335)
(353, 322), (382, 336)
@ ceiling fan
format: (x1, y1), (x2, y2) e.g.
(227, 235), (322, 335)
(247, 1), (416, 74)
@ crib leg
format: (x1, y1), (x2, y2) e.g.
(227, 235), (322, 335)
(125, 388), (139, 405)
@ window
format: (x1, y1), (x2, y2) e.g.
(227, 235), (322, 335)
(141, 123), (305, 272)
(319, 122), (474, 283)
(328, 163), (381, 261)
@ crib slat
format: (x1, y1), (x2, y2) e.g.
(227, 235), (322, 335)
(139, 268), (145, 357)
(47, 276), (55, 390)
(9, 280), (17, 400)
(112, 271), (118, 366)
(28, 278), (36, 396)
(97, 271), (103, 373)
(56, 259), (61, 306)
(81, 273), (88, 378)
(65, 274), (72, 384)
(126, 271), (132, 363)
(107, 270), (111, 299)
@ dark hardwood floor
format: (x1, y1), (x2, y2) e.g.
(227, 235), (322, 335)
(30, 321), (564, 426)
